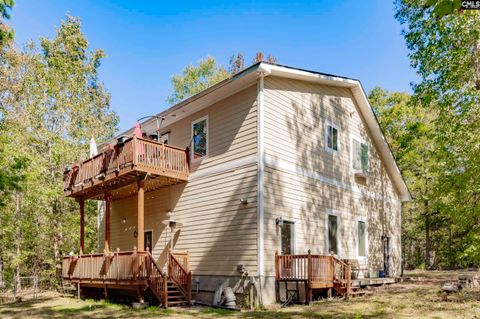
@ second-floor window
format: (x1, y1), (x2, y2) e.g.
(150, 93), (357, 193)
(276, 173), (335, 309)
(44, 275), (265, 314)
(325, 122), (339, 153)
(192, 116), (208, 160)
(352, 139), (369, 173)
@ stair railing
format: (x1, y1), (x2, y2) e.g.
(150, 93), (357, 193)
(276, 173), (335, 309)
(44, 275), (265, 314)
(145, 251), (168, 307)
(168, 251), (192, 304)
(332, 256), (351, 297)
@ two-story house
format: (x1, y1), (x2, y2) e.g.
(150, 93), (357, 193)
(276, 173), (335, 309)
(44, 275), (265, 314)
(62, 62), (410, 307)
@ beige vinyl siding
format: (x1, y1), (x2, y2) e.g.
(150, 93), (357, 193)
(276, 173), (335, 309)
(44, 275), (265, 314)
(262, 76), (401, 277)
(99, 84), (259, 276)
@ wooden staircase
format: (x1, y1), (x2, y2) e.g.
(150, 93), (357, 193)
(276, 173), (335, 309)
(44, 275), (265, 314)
(166, 251), (192, 307)
(166, 280), (189, 306)
(332, 257), (352, 297)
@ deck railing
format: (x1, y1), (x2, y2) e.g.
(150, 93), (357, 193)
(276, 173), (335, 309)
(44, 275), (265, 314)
(62, 250), (167, 303)
(63, 137), (189, 196)
(168, 251), (192, 304)
(275, 251), (351, 297)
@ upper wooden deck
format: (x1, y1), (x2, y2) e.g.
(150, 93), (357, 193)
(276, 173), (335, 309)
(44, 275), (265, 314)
(63, 137), (190, 200)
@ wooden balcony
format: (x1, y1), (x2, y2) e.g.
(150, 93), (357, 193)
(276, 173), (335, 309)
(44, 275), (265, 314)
(63, 137), (189, 200)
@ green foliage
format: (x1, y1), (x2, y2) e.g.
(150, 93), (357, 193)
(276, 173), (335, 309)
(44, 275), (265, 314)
(0, 15), (118, 286)
(167, 56), (230, 104)
(423, 0), (462, 17)
(385, 1), (480, 268)
(168, 52), (278, 104)
(0, 0), (14, 45)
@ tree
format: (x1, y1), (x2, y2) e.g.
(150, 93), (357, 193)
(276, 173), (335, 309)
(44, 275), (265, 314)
(252, 51), (277, 64)
(396, 1), (480, 267)
(229, 52), (245, 74)
(0, 0), (14, 45)
(168, 52), (279, 104)
(369, 87), (442, 269)
(0, 15), (118, 286)
(167, 56), (229, 104)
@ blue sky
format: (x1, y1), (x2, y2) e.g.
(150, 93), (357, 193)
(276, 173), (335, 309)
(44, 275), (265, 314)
(11, 0), (417, 132)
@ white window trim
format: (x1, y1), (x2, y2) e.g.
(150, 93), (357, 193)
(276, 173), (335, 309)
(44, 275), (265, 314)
(324, 120), (340, 154)
(191, 115), (209, 162)
(279, 219), (296, 255)
(325, 209), (342, 258)
(356, 217), (368, 261)
(350, 135), (368, 173)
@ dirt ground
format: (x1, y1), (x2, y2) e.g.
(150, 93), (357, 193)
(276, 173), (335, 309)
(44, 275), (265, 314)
(0, 271), (479, 319)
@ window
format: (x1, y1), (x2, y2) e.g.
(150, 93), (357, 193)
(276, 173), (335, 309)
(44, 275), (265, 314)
(144, 230), (153, 253)
(325, 122), (339, 152)
(192, 117), (208, 160)
(358, 221), (366, 257)
(352, 139), (369, 173)
(280, 221), (295, 255)
(327, 215), (339, 255)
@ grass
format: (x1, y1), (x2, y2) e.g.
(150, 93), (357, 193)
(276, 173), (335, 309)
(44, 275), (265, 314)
(1, 271), (479, 318)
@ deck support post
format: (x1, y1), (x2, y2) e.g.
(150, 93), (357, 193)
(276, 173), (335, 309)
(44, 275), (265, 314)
(137, 181), (145, 251)
(79, 197), (85, 255)
(104, 285), (109, 299)
(137, 285), (144, 303)
(104, 192), (111, 252)
(307, 250), (312, 303)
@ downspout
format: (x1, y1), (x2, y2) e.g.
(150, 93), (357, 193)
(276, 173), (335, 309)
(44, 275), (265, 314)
(256, 63), (270, 305)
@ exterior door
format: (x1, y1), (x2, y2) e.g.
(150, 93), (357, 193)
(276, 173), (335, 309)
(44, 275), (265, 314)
(144, 230), (153, 253)
(383, 236), (390, 276)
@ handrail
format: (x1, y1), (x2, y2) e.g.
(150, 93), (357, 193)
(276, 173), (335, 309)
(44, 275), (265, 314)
(63, 137), (189, 197)
(275, 252), (352, 298)
(332, 256), (351, 297)
(168, 251), (192, 304)
(146, 251), (167, 306)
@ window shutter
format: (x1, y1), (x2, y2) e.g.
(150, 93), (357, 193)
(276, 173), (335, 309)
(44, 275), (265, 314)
(361, 143), (369, 172)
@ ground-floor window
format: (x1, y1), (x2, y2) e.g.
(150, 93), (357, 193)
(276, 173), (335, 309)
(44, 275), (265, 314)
(358, 221), (366, 257)
(280, 220), (295, 255)
(144, 230), (153, 253)
(327, 214), (339, 255)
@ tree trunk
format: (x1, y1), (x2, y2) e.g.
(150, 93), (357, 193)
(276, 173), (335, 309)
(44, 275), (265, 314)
(52, 199), (64, 283)
(14, 192), (21, 291)
(425, 206), (431, 270)
(0, 256), (4, 288)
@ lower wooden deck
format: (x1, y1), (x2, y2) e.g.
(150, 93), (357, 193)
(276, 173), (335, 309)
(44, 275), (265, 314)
(62, 250), (192, 307)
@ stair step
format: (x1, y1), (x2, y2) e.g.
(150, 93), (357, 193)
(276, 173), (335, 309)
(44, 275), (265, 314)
(168, 300), (187, 306)
(168, 296), (186, 300)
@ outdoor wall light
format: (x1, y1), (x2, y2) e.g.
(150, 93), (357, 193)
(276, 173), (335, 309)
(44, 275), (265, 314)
(121, 217), (126, 224)
(133, 230), (138, 238)
(275, 217), (284, 227)
(239, 198), (248, 205)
